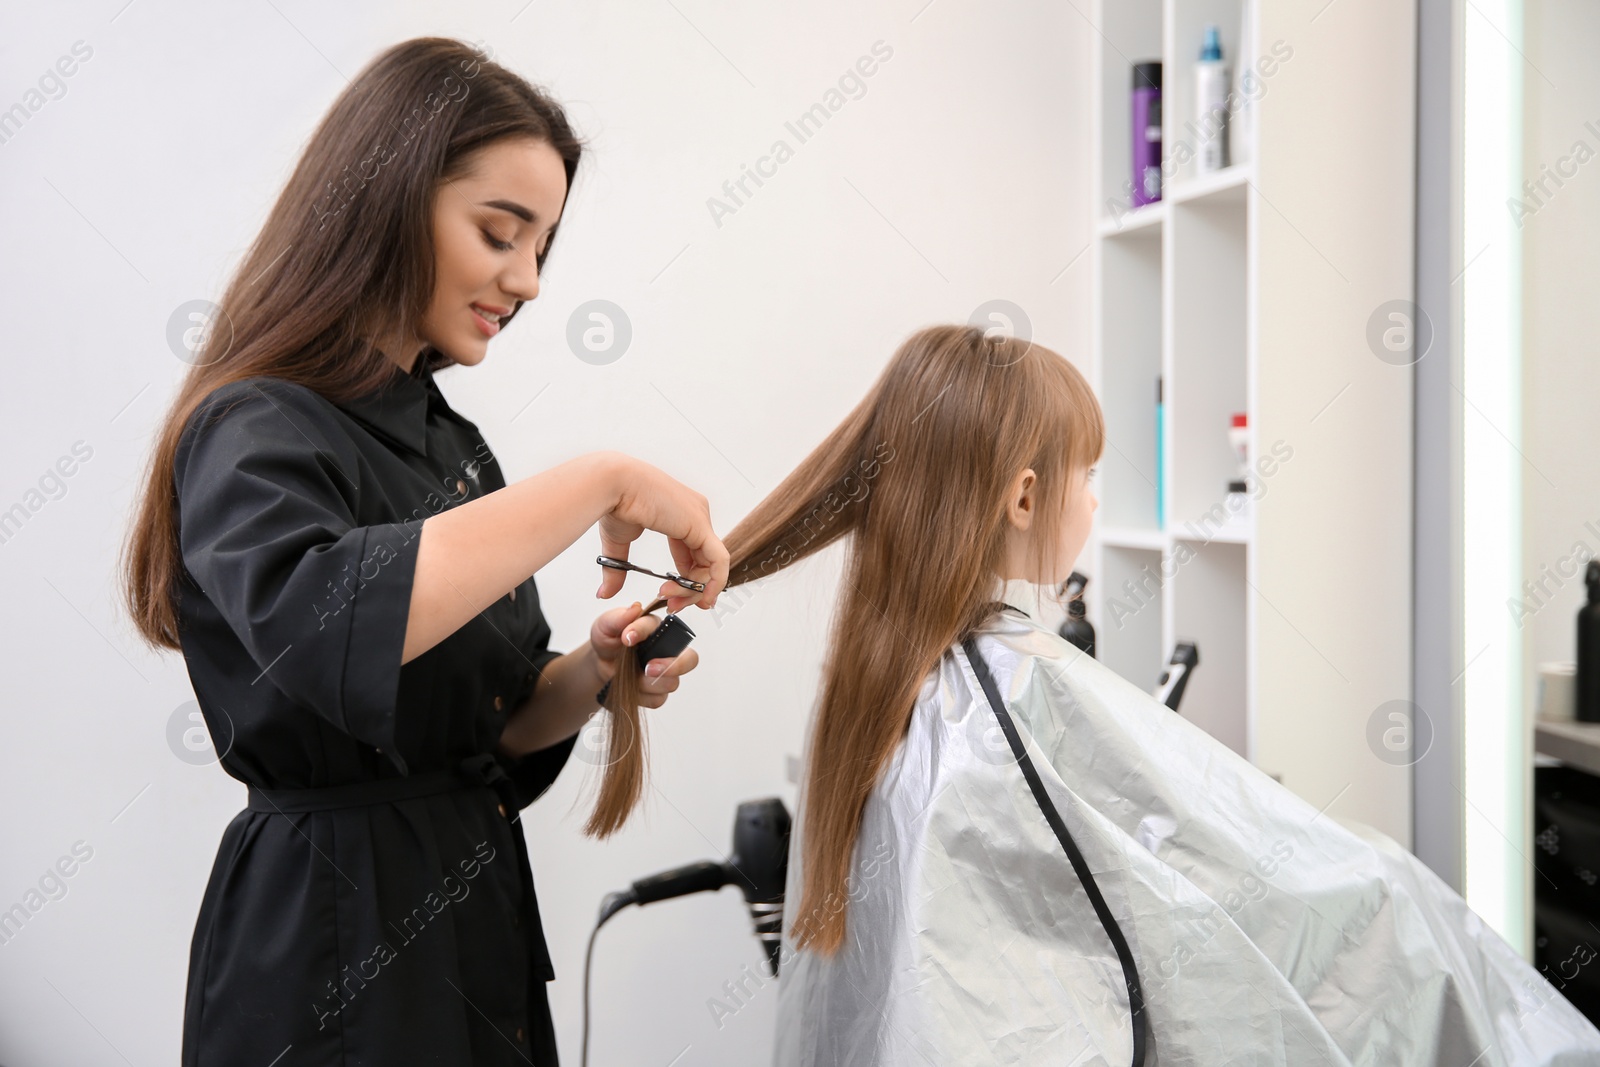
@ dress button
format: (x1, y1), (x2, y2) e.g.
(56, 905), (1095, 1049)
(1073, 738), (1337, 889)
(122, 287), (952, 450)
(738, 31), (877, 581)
(497, 802), (507, 818)
(515, 1027), (525, 1043)
(511, 913), (520, 929)
(493, 695), (504, 711)
(509, 586), (517, 602)
(455, 479), (466, 495)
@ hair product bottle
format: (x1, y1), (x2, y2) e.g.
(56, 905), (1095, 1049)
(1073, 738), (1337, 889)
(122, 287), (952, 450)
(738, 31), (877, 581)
(1578, 561), (1600, 723)
(1195, 25), (1231, 174)
(1058, 572), (1096, 658)
(1132, 61), (1162, 207)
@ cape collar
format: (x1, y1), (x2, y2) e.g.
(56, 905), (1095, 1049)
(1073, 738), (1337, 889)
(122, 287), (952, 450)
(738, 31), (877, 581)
(990, 575), (1053, 621)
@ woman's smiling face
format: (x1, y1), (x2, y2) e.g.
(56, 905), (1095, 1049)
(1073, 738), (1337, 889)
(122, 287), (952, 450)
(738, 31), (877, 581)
(377, 136), (569, 372)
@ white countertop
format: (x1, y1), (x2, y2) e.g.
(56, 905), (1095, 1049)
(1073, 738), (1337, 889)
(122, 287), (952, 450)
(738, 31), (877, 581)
(1534, 719), (1600, 778)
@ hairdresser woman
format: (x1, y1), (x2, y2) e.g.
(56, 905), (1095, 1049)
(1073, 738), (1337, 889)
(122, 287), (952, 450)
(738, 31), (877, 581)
(120, 39), (725, 1067)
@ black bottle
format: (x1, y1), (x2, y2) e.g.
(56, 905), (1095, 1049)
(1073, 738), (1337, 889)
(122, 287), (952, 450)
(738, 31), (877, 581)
(1058, 571), (1096, 658)
(1579, 561), (1600, 723)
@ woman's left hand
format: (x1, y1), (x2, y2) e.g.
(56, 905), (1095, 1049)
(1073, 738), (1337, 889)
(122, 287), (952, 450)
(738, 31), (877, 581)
(590, 601), (700, 708)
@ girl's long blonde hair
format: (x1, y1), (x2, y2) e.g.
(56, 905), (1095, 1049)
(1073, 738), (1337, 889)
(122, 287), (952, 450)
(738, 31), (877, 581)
(589, 324), (1104, 953)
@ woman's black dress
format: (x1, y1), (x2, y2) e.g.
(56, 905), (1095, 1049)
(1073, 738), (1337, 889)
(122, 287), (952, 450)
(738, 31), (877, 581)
(173, 362), (576, 1066)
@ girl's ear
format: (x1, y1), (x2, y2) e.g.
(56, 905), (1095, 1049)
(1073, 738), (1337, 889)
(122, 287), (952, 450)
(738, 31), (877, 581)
(1005, 468), (1038, 531)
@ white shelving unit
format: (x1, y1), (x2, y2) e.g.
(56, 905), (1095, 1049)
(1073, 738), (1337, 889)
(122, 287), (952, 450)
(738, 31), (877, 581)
(1086, 0), (1416, 842)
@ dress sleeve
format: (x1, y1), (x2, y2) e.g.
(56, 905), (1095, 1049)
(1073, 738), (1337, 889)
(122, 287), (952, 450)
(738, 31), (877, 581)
(493, 607), (578, 810)
(174, 379), (423, 769)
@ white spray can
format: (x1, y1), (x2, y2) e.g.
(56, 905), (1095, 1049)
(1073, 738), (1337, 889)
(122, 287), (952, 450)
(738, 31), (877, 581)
(1195, 25), (1231, 173)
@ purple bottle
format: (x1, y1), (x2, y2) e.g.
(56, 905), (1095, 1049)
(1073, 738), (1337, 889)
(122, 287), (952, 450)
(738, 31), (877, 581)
(1131, 61), (1162, 208)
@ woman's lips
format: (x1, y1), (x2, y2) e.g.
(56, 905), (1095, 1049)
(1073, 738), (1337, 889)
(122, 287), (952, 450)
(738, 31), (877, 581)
(470, 304), (502, 338)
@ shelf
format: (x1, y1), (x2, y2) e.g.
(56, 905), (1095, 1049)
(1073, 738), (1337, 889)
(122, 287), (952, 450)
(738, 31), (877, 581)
(1167, 164), (1253, 206)
(1090, 0), (1252, 757)
(1100, 525), (1169, 551)
(1173, 518), (1252, 545)
(1099, 201), (1166, 238)
(1085, 0), (1417, 847)
(1097, 165), (1251, 237)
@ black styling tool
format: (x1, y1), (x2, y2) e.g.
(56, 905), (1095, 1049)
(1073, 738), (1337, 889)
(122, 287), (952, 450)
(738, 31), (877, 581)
(595, 612), (697, 706)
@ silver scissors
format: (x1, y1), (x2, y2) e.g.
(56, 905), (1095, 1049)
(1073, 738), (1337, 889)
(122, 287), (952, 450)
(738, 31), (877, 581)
(595, 555), (706, 592)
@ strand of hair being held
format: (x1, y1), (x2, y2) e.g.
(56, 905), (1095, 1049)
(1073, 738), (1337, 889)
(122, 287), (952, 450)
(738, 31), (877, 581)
(580, 386), (886, 840)
(584, 597), (666, 838)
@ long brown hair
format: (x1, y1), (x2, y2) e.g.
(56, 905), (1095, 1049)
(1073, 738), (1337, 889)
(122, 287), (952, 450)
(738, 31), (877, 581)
(591, 324), (1105, 955)
(121, 36), (583, 650)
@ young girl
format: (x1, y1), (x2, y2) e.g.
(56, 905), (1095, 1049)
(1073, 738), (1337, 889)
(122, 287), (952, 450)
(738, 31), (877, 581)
(599, 323), (1600, 1064)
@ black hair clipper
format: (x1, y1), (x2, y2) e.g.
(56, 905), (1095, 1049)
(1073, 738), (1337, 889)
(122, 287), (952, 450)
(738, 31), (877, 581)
(595, 612), (697, 707)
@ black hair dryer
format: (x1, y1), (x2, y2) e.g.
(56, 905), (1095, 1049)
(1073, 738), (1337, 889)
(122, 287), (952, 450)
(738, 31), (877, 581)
(730, 798), (791, 976)
(601, 798), (792, 977)
(1058, 571), (1096, 658)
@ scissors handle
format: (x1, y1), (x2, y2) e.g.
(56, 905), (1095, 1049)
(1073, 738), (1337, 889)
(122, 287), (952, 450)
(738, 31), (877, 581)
(595, 555), (706, 593)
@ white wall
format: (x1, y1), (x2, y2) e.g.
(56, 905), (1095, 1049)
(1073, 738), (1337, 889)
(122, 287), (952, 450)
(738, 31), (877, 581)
(0, 3), (1092, 1064)
(1254, 0), (1417, 847)
(1520, 0), (1600, 703)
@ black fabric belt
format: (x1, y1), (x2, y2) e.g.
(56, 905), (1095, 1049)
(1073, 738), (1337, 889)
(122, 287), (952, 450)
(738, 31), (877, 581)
(244, 753), (557, 981)
(246, 753), (516, 814)
(247, 767), (479, 812)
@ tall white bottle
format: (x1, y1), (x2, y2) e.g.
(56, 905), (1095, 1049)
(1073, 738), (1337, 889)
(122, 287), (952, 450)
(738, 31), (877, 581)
(1195, 25), (1231, 174)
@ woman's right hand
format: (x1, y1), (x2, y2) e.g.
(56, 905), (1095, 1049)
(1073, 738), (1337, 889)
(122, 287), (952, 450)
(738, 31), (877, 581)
(595, 453), (728, 613)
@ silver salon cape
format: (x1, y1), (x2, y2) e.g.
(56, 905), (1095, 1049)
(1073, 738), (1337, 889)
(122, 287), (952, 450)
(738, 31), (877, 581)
(774, 578), (1600, 1066)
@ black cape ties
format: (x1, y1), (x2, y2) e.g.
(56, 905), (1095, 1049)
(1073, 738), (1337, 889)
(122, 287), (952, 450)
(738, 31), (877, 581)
(175, 364), (575, 1066)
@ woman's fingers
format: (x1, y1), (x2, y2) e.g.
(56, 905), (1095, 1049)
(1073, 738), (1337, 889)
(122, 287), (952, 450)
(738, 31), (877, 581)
(593, 601), (644, 648)
(620, 611), (661, 648)
(597, 566), (628, 600)
(603, 459), (728, 609)
(661, 581), (706, 614)
(643, 646), (698, 681)
(636, 646), (698, 708)
(686, 535), (730, 609)
(595, 514), (645, 599)
(666, 536), (728, 610)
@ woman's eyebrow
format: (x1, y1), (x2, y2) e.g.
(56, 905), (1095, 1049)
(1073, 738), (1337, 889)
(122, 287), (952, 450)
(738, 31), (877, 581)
(479, 198), (537, 224)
